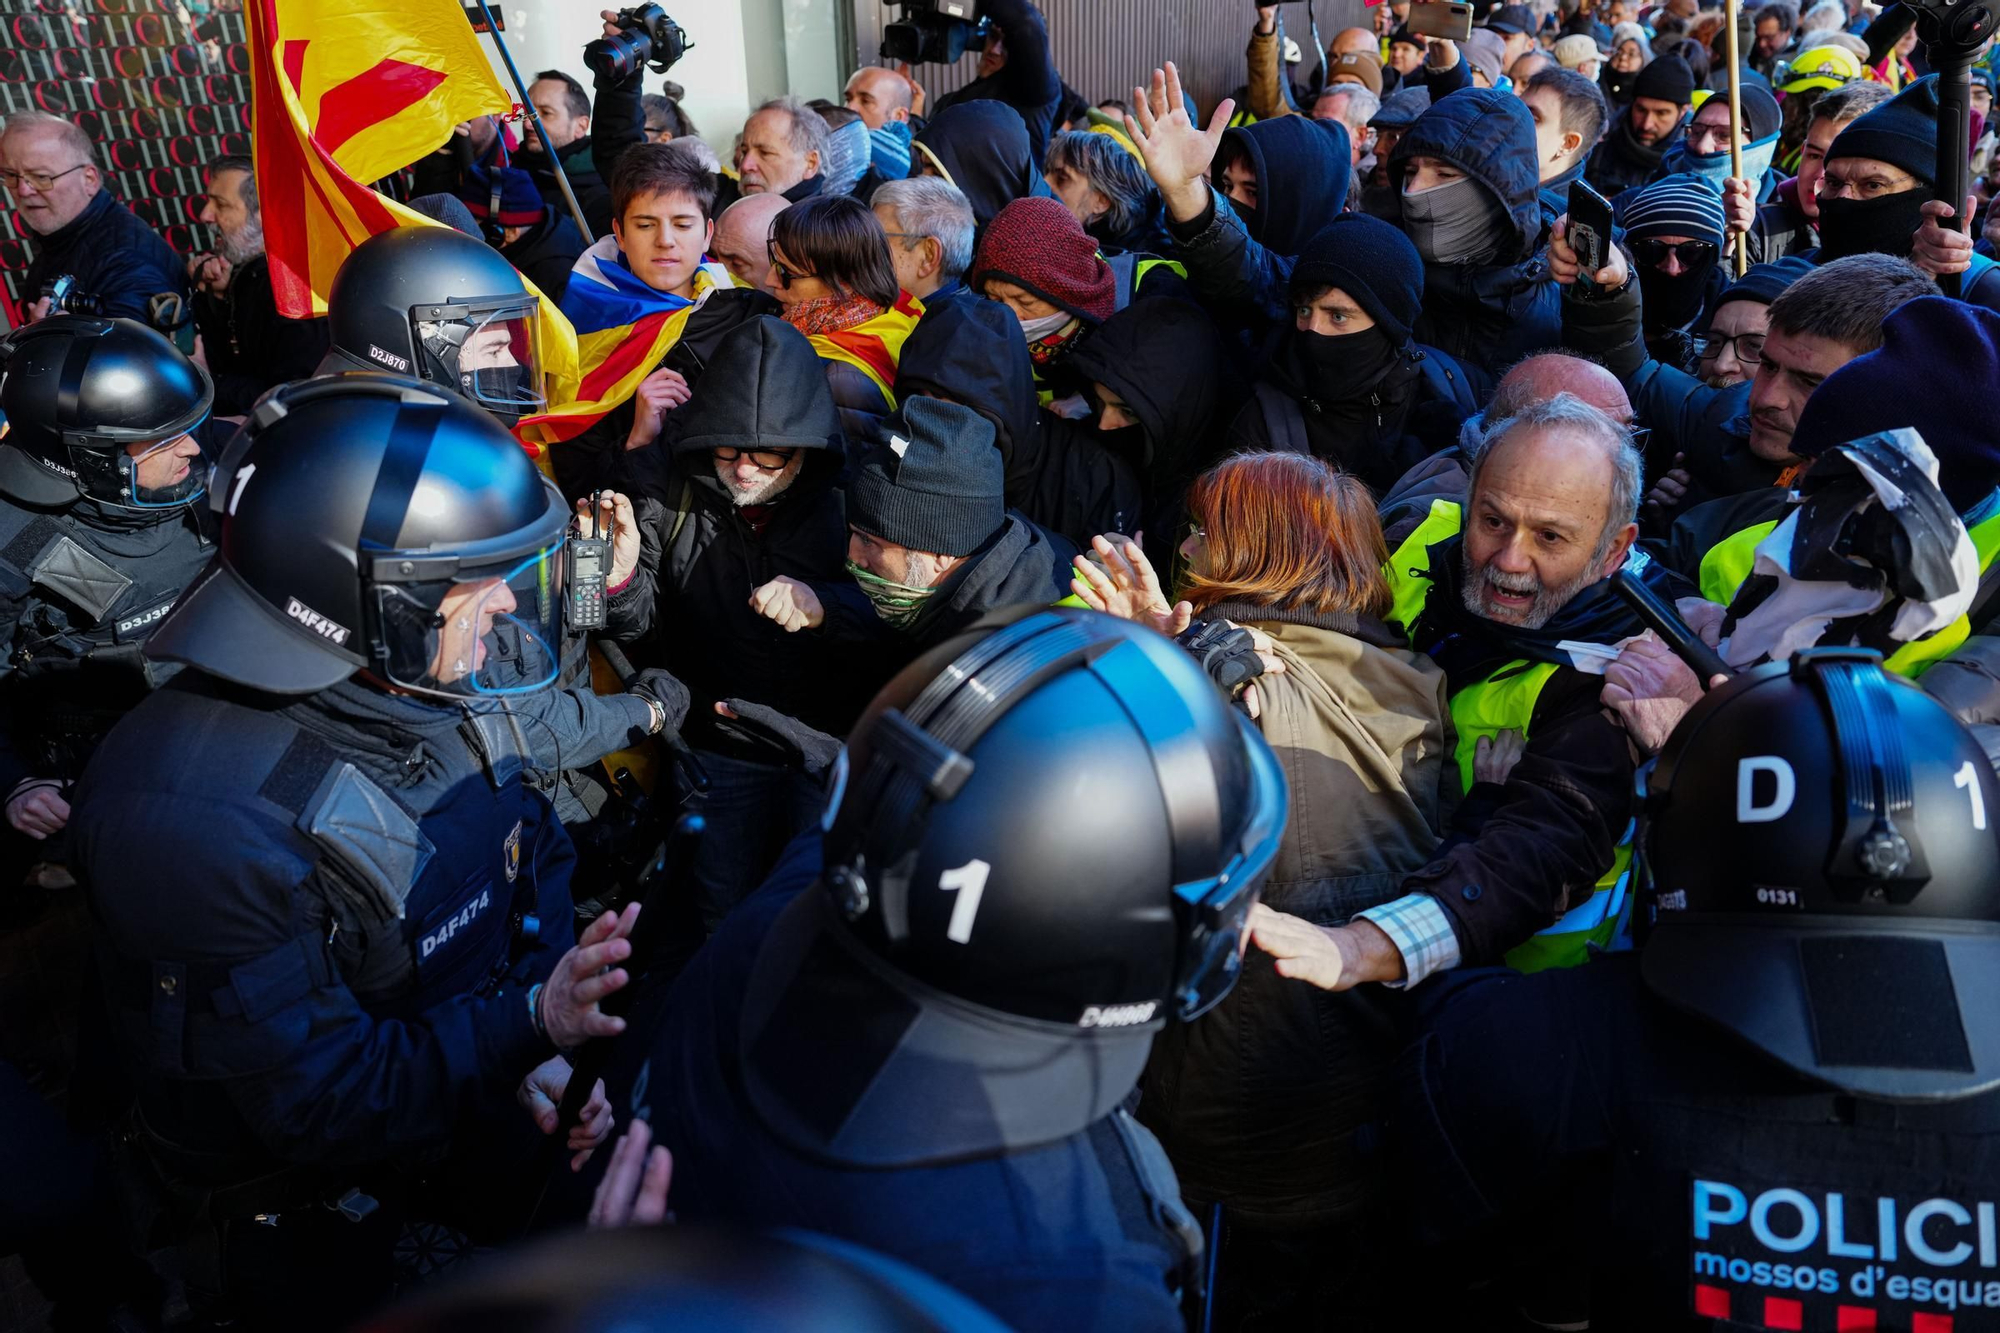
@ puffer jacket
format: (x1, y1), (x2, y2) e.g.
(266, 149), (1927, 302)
(1140, 607), (1458, 1227)
(1388, 89), (1565, 399)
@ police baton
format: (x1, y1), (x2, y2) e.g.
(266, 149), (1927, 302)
(1611, 569), (1734, 689)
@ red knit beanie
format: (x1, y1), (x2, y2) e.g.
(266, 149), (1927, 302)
(970, 197), (1116, 325)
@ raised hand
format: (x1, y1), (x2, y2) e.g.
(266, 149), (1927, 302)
(1125, 61), (1235, 224)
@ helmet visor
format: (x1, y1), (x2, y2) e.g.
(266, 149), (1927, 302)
(369, 543), (565, 699)
(67, 429), (210, 508)
(414, 300), (546, 417)
(1172, 715), (1289, 1021)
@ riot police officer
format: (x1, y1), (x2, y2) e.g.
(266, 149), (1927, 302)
(69, 374), (681, 1330)
(318, 225), (549, 425)
(615, 607), (1290, 1333)
(1378, 647), (2000, 1330)
(0, 315), (217, 862)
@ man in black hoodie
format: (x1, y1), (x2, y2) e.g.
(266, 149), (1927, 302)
(594, 318), (880, 925)
(1586, 52), (1695, 197)
(895, 296), (1141, 548)
(798, 398), (1077, 655)
(911, 100), (1055, 233)
(929, 0), (1065, 162)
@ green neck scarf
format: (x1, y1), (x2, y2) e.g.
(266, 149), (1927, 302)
(847, 559), (942, 629)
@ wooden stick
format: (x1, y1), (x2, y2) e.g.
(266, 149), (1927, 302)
(1723, 0), (1749, 276)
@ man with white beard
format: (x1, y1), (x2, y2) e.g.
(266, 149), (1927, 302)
(190, 154), (329, 413)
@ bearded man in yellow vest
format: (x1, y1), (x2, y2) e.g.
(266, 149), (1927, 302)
(1251, 392), (1699, 990)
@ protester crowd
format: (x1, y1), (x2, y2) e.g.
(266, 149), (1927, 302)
(5, 0), (2000, 1328)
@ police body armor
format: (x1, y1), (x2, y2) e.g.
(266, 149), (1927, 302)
(0, 500), (212, 779)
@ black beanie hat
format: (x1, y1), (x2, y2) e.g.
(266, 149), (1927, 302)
(846, 397), (1005, 558)
(1790, 295), (2000, 511)
(1714, 255), (1814, 311)
(1827, 73), (1941, 186)
(1733, 84), (1783, 142)
(1289, 214), (1426, 346)
(1634, 53), (1696, 106)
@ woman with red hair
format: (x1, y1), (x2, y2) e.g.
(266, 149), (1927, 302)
(1071, 449), (1457, 1327)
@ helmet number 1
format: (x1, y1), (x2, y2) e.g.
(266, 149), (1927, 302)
(227, 462), (256, 516)
(939, 859), (991, 945)
(1956, 761), (1988, 830)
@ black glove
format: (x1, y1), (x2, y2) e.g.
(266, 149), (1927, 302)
(715, 699), (843, 777)
(1175, 619), (1266, 695)
(628, 668), (692, 735)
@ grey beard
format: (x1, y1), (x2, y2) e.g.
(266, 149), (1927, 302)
(217, 216), (265, 267)
(1461, 541), (1610, 630)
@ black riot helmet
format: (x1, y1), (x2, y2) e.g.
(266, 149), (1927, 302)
(324, 226), (546, 424)
(741, 608), (1288, 1168)
(362, 1226), (1013, 1333)
(145, 373), (569, 700)
(1638, 648), (2000, 1102)
(0, 315), (212, 509)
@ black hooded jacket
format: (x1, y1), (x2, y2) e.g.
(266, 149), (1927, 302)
(912, 101), (1054, 232)
(551, 285), (781, 504)
(1060, 297), (1235, 549)
(602, 317), (881, 757)
(927, 0), (1064, 162)
(1218, 116), (1353, 260)
(1587, 112), (1682, 199)
(1388, 90), (1564, 397)
(1227, 345), (1471, 496)
(523, 137), (613, 240)
(895, 296), (1141, 547)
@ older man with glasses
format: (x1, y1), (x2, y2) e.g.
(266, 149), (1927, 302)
(2, 111), (187, 326)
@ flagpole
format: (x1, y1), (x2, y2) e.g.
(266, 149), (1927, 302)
(1724, 0), (1748, 277)
(469, 0), (596, 243)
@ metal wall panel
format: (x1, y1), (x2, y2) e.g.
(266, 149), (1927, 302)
(851, 0), (1372, 118)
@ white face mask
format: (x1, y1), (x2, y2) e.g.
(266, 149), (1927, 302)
(1017, 308), (1074, 342)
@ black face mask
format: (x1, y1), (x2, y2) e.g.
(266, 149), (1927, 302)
(1816, 189), (1930, 262)
(1639, 257), (1718, 330)
(1284, 325), (1402, 407)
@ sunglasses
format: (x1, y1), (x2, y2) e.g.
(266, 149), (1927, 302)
(714, 445), (800, 471)
(1630, 238), (1719, 268)
(768, 249), (809, 289)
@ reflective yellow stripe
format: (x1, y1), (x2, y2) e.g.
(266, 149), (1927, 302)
(1697, 518), (1779, 606)
(1384, 499), (1462, 638)
(1884, 509), (2000, 678)
(1134, 257), (1188, 286)
(1449, 657), (1630, 972)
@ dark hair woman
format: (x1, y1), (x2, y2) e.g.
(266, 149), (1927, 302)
(767, 194), (917, 439)
(1070, 450), (1458, 1327)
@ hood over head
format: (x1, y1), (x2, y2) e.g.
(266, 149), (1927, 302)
(1064, 296), (1229, 475)
(1217, 116), (1354, 256)
(894, 296), (1039, 466)
(669, 316), (844, 478)
(1390, 87), (1546, 263)
(912, 101), (1054, 230)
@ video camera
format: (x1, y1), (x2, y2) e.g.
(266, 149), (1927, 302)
(584, 4), (691, 82)
(881, 0), (984, 65)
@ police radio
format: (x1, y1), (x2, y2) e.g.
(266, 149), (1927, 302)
(566, 490), (612, 631)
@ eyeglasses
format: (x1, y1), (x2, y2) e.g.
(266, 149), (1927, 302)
(714, 446), (799, 471)
(0, 164), (87, 193)
(1819, 170), (1920, 200)
(768, 249), (809, 289)
(1629, 238), (1719, 268)
(1698, 330), (1766, 364)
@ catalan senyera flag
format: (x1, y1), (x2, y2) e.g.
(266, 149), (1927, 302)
(247, 0), (578, 404)
(515, 239), (737, 448)
(805, 292), (926, 408)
